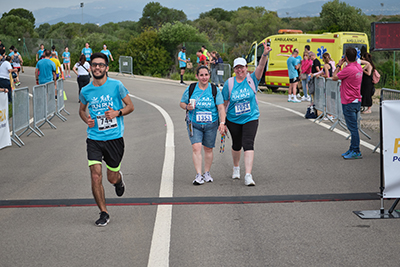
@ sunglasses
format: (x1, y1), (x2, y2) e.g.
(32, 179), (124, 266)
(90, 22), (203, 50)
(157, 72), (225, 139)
(91, 63), (107, 68)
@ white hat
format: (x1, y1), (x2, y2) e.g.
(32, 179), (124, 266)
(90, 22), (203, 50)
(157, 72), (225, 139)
(233, 58), (247, 68)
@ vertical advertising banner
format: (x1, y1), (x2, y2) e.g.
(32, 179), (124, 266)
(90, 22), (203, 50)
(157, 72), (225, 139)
(383, 100), (400, 198)
(0, 93), (11, 149)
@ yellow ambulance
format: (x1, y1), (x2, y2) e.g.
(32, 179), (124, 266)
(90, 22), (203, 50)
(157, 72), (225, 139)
(245, 30), (369, 90)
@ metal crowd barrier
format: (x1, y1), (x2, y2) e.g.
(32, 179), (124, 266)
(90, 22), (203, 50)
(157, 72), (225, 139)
(55, 79), (70, 122)
(117, 56), (134, 76)
(313, 78), (371, 139)
(11, 87), (40, 147)
(313, 77), (326, 122)
(46, 82), (57, 128)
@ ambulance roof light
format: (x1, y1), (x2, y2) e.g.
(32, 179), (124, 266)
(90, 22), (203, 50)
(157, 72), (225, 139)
(278, 29), (303, 34)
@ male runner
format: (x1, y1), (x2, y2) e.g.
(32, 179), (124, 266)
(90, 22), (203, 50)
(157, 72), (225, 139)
(79, 52), (134, 226)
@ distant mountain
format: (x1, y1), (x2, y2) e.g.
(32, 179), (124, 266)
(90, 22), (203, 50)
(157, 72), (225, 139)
(32, 0), (399, 27)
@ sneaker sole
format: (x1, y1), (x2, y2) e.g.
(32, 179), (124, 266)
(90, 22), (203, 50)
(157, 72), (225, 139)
(344, 156), (363, 160)
(245, 182), (255, 186)
(115, 171), (125, 197)
(193, 181), (204, 185)
(95, 218), (110, 227)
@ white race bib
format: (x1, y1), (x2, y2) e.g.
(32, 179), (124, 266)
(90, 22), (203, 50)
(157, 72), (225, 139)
(196, 111), (212, 123)
(235, 101), (251, 115)
(97, 114), (118, 131)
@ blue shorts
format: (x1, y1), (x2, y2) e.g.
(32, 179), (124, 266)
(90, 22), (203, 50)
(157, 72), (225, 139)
(187, 120), (218, 148)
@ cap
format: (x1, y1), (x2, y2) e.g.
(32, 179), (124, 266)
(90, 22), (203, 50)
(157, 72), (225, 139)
(233, 58), (247, 68)
(182, 46), (186, 50)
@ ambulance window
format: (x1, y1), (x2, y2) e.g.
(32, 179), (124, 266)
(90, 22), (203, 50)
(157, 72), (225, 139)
(247, 45), (256, 63)
(257, 45), (264, 59)
(342, 44), (368, 59)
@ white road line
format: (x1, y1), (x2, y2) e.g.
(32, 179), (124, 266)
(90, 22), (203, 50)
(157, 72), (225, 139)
(259, 100), (380, 153)
(129, 94), (174, 267)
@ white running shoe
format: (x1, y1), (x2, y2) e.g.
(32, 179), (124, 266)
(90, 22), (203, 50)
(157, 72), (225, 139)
(301, 96), (307, 101)
(292, 98), (301, 103)
(297, 93), (301, 99)
(232, 166), (240, 179)
(244, 174), (255, 186)
(193, 173), (204, 185)
(306, 96), (311, 102)
(203, 171), (213, 183)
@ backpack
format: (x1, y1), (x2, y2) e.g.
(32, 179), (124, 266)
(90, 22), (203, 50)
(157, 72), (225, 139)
(226, 73), (258, 111)
(305, 105), (317, 119)
(186, 82), (218, 122)
(372, 69), (380, 84)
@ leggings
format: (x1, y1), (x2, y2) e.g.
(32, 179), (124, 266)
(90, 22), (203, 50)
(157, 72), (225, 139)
(226, 119), (259, 151)
(77, 75), (90, 97)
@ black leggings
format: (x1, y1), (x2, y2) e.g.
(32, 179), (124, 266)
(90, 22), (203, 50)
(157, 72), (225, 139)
(226, 119), (259, 151)
(77, 75), (90, 97)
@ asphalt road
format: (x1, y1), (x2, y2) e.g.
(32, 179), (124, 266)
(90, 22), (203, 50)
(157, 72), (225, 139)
(0, 67), (397, 267)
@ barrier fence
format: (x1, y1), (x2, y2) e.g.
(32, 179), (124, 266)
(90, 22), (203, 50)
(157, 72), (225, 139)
(313, 77), (370, 139)
(55, 79), (70, 122)
(118, 56), (134, 76)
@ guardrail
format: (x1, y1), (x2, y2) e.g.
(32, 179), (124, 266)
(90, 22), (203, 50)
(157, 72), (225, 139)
(117, 56), (134, 76)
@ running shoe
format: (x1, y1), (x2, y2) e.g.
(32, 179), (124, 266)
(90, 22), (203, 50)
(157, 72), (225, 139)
(343, 151), (363, 160)
(232, 166), (240, 179)
(297, 93), (302, 99)
(292, 98), (301, 103)
(244, 174), (255, 186)
(203, 171), (213, 183)
(95, 211), (110, 227)
(193, 173), (204, 185)
(180, 82), (187, 85)
(341, 149), (351, 157)
(114, 171), (125, 197)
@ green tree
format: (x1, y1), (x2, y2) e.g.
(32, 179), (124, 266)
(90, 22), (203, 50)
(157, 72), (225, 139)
(125, 30), (171, 76)
(2, 8), (35, 25)
(0, 15), (37, 38)
(199, 8), (233, 22)
(320, 0), (369, 33)
(139, 2), (187, 30)
(35, 23), (51, 39)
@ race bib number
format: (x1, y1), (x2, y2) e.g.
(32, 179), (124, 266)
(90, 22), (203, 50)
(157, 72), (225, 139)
(97, 114), (117, 131)
(196, 111), (212, 123)
(235, 102), (251, 115)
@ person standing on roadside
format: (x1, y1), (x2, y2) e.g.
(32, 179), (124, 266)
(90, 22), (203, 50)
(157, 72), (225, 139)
(73, 54), (91, 99)
(222, 42), (272, 186)
(79, 52), (134, 226)
(35, 50), (56, 87)
(287, 49), (301, 103)
(0, 56), (17, 103)
(81, 43), (93, 62)
(178, 46), (188, 85)
(36, 44), (45, 62)
(62, 47), (71, 78)
(332, 47), (363, 160)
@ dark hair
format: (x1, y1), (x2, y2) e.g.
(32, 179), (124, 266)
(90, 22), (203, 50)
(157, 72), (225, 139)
(182, 46), (186, 50)
(345, 47), (357, 62)
(196, 65), (210, 75)
(202, 45), (206, 49)
(305, 45), (310, 50)
(44, 50), (51, 57)
(14, 48), (18, 53)
(362, 53), (376, 70)
(9, 46), (14, 50)
(292, 48), (298, 55)
(5, 56), (11, 62)
(79, 54), (86, 65)
(90, 52), (108, 65)
(51, 45), (55, 50)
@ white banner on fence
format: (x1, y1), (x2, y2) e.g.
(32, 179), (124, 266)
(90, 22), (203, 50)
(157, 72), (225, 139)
(383, 100), (400, 198)
(0, 93), (11, 149)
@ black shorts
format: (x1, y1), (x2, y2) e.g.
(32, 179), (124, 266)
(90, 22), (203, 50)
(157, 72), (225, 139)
(180, 67), (186, 70)
(86, 137), (124, 171)
(289, 77), (300, 83)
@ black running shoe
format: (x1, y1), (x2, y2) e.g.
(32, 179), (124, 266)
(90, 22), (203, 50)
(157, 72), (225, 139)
(114, 171), (125, 197)
(95, 211), (110, 227)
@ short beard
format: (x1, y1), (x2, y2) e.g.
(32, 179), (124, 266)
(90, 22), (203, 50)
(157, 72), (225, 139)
(92, 71), (106, 80)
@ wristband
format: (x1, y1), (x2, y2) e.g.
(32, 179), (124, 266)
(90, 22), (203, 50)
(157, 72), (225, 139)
(220, 122), (225, 125)
(336, 65), (341, 69)
(118, 110), (122, 117)
(262, 54), (268, 57)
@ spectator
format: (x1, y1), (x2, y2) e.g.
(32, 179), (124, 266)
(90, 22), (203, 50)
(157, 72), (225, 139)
(35, 50), (56, 88)
(11, 48), (23, 86)
(201, 45), (211, 62)
(332, 47), (363, 160)
(287, 49), (301, 103)
(300, 51), (312, 101)
(210, 51), (218, 85)
(315, 52), (335, 78)
(177, 46), (188, 85)
(196, 50), (207, 66)
(50, 45), (58, 59)
(36, 44), (45, 62)
(304, 45), (310, 56)
(73, 54), (91, 99)
(50, 52), (61, 80)
(62, 47), (71, 78)
(360, 53), (375, 114)
(100, 44), (114, 62)
(0, 40), (5, 56)
(81, 43), (93, 62)
(294, 48), (303, 99)
(0, 56), (17, 103)
(215, 52), (225, 87)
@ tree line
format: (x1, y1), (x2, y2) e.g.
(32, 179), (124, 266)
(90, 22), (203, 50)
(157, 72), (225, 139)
(0, 0), (399, 87)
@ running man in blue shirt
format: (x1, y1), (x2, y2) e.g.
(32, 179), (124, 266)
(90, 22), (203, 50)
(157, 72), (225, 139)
(36, 44), (45, 61)
(81, 43), (93, 62)
(287, 49), (301, 102)
(79, 52), (134, 226)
